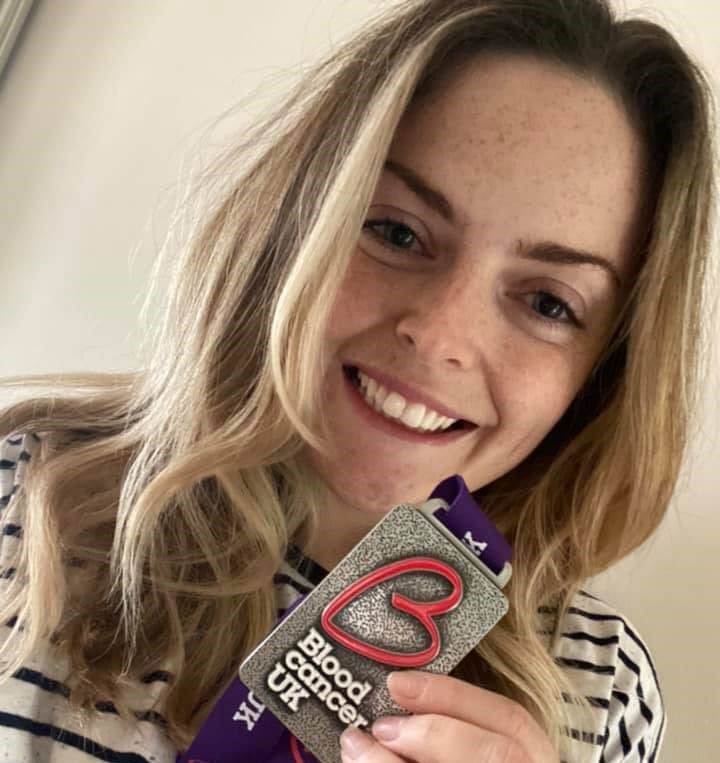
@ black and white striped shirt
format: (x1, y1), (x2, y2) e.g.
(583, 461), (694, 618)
(0, 432), (665, 761)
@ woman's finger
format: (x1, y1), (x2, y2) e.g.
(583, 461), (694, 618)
(340, 727), (407, 763)
(386, 672), (556, 761)
(370, 713), (525, 763)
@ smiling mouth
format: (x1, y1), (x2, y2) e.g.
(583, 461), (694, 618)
(343, 365), (475, 435)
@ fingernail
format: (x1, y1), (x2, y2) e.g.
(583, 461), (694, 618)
(372, 716), (404, 741)
(388, 670), (425, 699)
(340, 727), (374, 759)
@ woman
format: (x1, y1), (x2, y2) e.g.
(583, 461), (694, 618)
(0, 0), (715, 761)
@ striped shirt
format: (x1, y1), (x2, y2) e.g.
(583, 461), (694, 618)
(0, 432), (665, 762)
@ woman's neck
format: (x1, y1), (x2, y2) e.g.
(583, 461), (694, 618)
(300, 491), (382, 571)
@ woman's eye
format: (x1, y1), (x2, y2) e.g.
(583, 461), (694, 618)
(529, 291), (582, 328)
(363, 219), (422, 253)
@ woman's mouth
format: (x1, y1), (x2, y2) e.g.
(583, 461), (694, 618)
(343, 365), (475, 438)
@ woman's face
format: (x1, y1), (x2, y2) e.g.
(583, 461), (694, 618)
(310, 54), (646, 528)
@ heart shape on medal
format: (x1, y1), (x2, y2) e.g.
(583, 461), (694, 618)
(290, 735), (316, 763)
(320, 557), (463, 668)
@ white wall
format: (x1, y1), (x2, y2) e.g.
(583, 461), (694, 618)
(0, 1), (718, 760)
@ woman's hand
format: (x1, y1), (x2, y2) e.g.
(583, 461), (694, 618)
(339, 671), (558, 763)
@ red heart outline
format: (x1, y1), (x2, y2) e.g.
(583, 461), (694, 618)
(320, 557), (463, 668)
(290, 734), (315, 763)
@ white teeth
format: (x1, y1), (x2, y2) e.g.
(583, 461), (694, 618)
(382, 392), (406, 419)
(419, 409), (440, 431)
(354, 370), (459, 433)
(374, 385), (388, 411)
(401, 403), (426, 429)
(367, 377), (378, 399)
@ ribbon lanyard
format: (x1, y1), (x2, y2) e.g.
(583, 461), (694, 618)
(178, 475), (511, 763)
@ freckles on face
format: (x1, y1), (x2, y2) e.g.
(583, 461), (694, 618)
(418, 67), (643, 250)
(455, 318), (592, 480)
(308, 54), (645, 517)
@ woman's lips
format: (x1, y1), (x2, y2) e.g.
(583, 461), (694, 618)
(349, 363), (475, 425)
(342, 366), (476, 446)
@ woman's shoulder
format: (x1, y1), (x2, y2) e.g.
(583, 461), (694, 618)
(0, 432), (43, 563)
(0, 432), (177, 762)
(0, 431), (42, 502)
(553, 588), (666, 761)
(560, 589), (664, 693)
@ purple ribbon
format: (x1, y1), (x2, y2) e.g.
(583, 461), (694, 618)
(429, 475), (511, 576)
(178, 475), (510, 763)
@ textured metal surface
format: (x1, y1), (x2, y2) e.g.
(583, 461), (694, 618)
(239, 505), (509, 763)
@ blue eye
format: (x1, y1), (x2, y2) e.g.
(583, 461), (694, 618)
(530, 291), (581, 327)
(363, 219), (421, 252)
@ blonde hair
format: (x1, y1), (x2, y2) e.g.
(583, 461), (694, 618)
(0, 0), (716, 758)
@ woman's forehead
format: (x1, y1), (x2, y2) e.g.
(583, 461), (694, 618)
(386, 55), (647, 280)
(398, 56), (642, 185)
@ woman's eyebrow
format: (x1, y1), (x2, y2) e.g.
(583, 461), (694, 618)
(515, 239), (622, 290)
(384, 159), (621, 290)
(384, 159), (456, 223)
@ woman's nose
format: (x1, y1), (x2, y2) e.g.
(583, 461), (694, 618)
(394, 270), (486, 369)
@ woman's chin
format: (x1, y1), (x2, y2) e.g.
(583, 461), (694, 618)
(315, 468), (438, 519)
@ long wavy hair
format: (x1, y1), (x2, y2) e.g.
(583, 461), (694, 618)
(0, 0), (715, 758)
